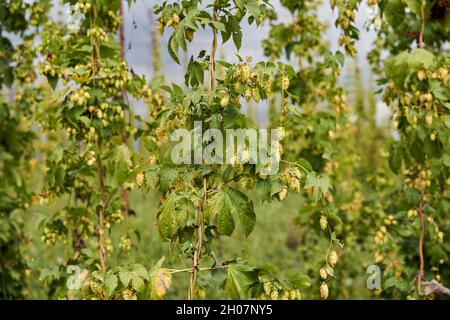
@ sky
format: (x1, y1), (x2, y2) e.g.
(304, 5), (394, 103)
(122, 0), (376, 79)
(118, 0), (389, 124)
(43, 0), (389, 124)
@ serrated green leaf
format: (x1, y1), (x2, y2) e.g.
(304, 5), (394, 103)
(46, 75), (59, 90)
(430, 79), (450, 102)
(132, 264), (149, 279)
(385, 49), (434, 88)
(157, 193), (196, 240)
(217, 201), (235, 236)
(270, 180), (284, 196)
(384, 0), (405, 29)
(244, 0), (261, 19)
(210, 187), (255, 236)
(158, 203), (177, 240)
(223, 263), (255, 299)
(405, 0), (421, 15)
(443, 154), (450, 167)
(389, 145), (403, 174)
(168, 34), (180, 64)
(131, 275), (145, 292)
(297, 158), (312, 172)
(232, 31), (242, 50)
(105, 274), (118, 297)
(119, 270), (132, 288)
(304, 172), (331, 201)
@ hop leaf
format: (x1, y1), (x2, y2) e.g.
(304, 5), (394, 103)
(209, 187), (256, 237)
(223, 263), (256, 299)
(150, 268), (172, 299)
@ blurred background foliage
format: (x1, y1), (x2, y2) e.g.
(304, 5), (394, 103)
(1, 0), (449, 300)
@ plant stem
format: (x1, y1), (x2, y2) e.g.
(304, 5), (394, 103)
(189, 177), (208, 299)
(209, 11), (218, 93)
(119, 0), (126, 59)
(117, 0), (132, 220)
(280, 159), (310, 174)
(418, 0), (425, 48)
(92, 5), (101, 65)
(96, 141), (107, 271)
(417, 188), (426, 295)
(188, 2), (218, 299)
(170, 265), (226, 275)
(91, 3), (106, 271)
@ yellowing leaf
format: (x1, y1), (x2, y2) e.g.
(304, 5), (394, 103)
(150, 268), (172, 299)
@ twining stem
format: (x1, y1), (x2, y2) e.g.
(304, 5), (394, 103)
(96, 140), (107, 271)
(417, 0), (425, 48)
(170, 265), (226, 275)
(72, 155), (85, 253)
(90, 4), (107, 271)
(188, 3), (218, 299)
(417, 188), (426, 295)
(119, 0), (126, 59)
(91, 5), (101, 66)
(188, 177), (208, 299)
(280, 159), (310, 174)
(209, 12), (218, 93)
(416, 0), (426, 293)
(119, 186), (130, 223)
(117, 0), (131, 220)
(280, 89), (287, 124)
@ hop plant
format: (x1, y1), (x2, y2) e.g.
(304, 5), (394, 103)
(110, 210), (124, 224)
(244, 87), (252, 101)
(135, 172), (145, 187)
(278, 186), (288, 201)
(239, 149), (251, 164)
(150, 268), (172, 299)
(320, 215), (328, 230)
(320, 282), (329, 299)
(320, 267), (329, 280)
(87, 27), (108, 42)
(241, 64), (251, 82)
(122, 288), (137, 300)
(69, 88), (90, 106)
(220, 94), (229, 107)
(194, 287), (206, 299)
(290, 289), (301, 300)
(281, 75), (290, 91)
(118, 235), (132, 252)
(328, 250), (338, 267)
(252, 87), (260, 102)
(288, 176), (300, 193)
(425, 113), (433, 126)
(276, 126), (286, 140)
